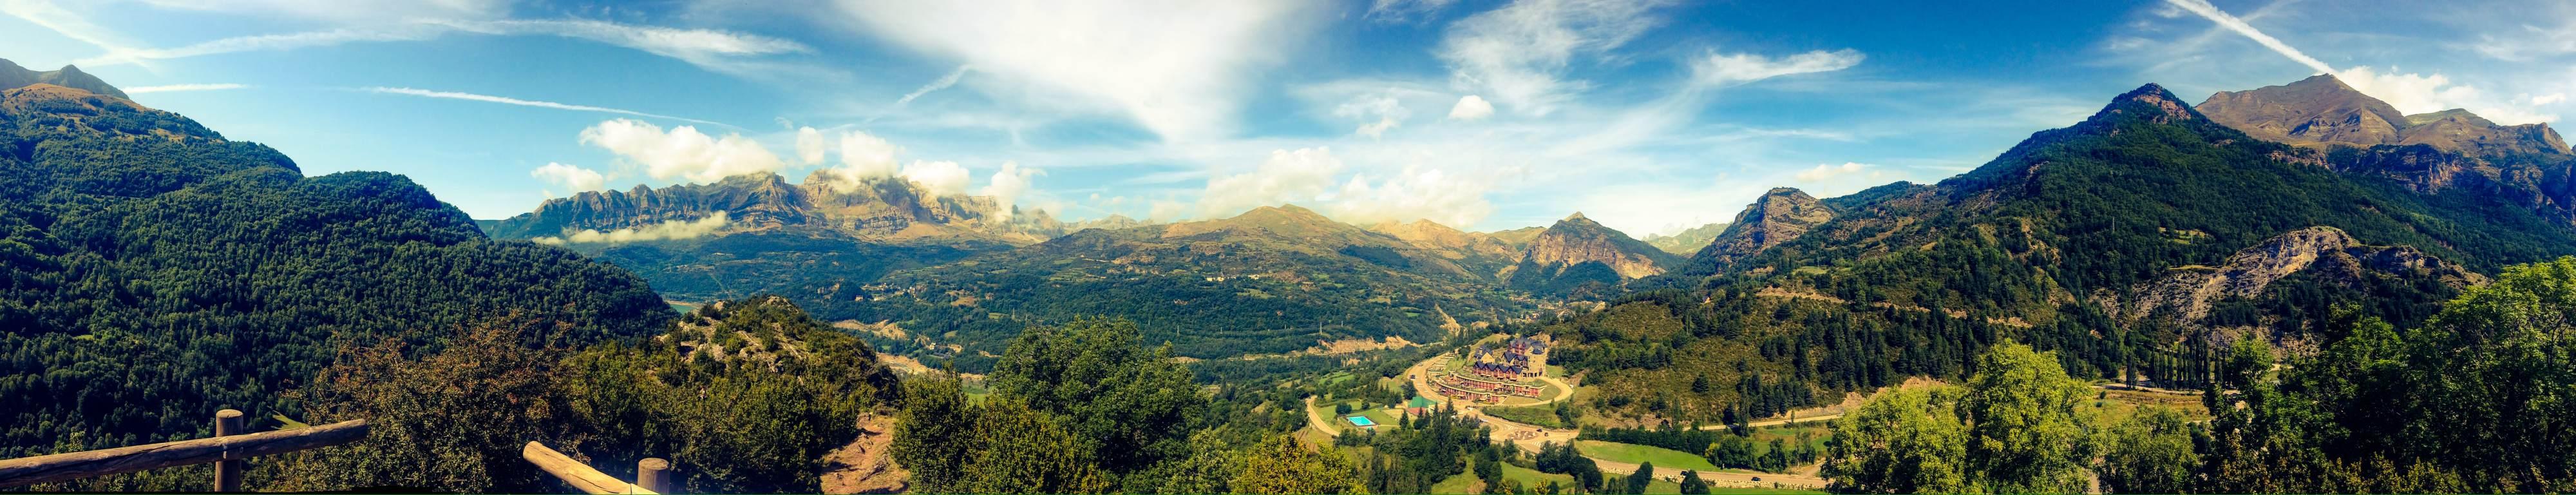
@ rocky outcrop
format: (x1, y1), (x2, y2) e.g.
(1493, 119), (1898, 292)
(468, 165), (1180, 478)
(484, 171), (1063, 244)
(2118, 226), (2483, 325)
(1518, 213), (1676, 280)
(1689, 188), (1835, 271)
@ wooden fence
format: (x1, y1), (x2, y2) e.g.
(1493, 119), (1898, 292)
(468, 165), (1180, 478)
(0, 409), (674, 494)
(523, 442), (674, 494)
(0, 409), (370, 490)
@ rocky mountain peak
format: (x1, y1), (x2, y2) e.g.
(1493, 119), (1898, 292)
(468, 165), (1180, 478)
(485, 171), (1061, 243)
(1519, 213), (1674, 280)
(2097, 83), (2199, 124)
(2198, 74), (2568, 156)
(0, 58), (131, 99)
(1687, 187), (1835, 273)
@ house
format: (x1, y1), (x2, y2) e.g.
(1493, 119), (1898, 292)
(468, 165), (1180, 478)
(1405, 396), (1437, 416)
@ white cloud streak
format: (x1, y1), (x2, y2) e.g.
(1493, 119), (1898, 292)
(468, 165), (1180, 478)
(1446, 95), (1494, 120)
(529, 162), (607, 197)
(1692, 48), (1865, 86)
(1437, 0), (1671, 116)
(580, 119), (784, 184)
(361, 86), (729, 126)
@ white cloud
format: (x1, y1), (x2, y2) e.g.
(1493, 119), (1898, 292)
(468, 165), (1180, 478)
(70, 16), (807, 73)
(534, 212), (731, 245)
(578, 119), (784, 184)
(1447, 95), (1494, 120)
(529, 162), (607, 197)
(834, 131), (902, 180)
(1334, 92), (1410, 139)
(1365, 0), (1457, 23)
(902, 160), (972, 197)
(2534, 93), (2569, 106)
(980, 161), (1040, 220)
(1437, 0), (1670, 116)
(795, 126), (827, 165)
(1692, 48), (1865, 86)
(1191, 147), (1345, 219)
(1327, 166), (1493, 227)
(124, 83), (249, 93)
(361, 87), (728, 126)
(1792, 162), (1869, 182)
(828, 0), (1320, 142)
(892, 64), (972, 108)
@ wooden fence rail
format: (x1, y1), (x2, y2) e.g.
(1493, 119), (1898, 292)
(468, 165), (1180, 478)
(0, 410), (370, 490)
(522, 441), (672, 494)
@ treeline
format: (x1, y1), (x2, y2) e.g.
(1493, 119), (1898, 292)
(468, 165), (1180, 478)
(891, 317), (1362, 494)
(1578, 424), (1817, 472)
(1823, 257), (2576, 493)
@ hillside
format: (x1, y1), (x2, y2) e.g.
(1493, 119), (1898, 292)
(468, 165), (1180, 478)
(829, 205), (1539, 368)
(0, 77), (671, 463)
(1643, 222), (1728, 255)
(1544, 81), (2576, 422)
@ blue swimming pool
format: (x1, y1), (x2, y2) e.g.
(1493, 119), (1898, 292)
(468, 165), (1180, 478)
(1346, 416), (1376, 427)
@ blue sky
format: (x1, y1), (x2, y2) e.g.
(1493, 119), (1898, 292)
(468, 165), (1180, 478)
(5, 0), (2571, 236)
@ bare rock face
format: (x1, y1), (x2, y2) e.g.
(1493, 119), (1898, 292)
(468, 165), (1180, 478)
(2118, 226), (2483, 326)
(1519, 213), (1675, 279)
(1689, 188), (1835, 271)
(484, 171), (1063, 244)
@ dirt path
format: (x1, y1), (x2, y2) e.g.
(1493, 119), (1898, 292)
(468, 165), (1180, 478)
(819, 415), (907, 494)
(1305, 396), (1345, 435)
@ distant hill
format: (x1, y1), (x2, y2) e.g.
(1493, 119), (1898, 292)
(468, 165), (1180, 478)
(1643, 222), (1728, 255)
(0, 77), (669, 461)
(830, 205), (1542, 368)
(0, 58), (128, 99)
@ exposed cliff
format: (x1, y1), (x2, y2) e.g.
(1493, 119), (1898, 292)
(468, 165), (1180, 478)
(2116, 226), (2484, 329)
(1686, 188), (1835, 273)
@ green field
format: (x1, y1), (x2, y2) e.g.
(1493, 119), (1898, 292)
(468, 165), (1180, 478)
(1576, 440), (1721, 471)
(1483, 403), (1566, 428)
(1709, 487), (1827, 494)
(1427, 462), (1580, 494)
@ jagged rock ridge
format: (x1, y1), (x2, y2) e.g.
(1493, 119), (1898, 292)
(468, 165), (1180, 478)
(485, 171), (1063, 244)
(1687, 188), (1835, 273)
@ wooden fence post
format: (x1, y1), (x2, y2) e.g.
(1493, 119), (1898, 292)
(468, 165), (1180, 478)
(212, 409), (243, 492)
(636, 458), (671, 494)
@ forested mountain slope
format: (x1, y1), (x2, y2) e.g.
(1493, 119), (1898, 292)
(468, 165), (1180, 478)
(1546, 82), (2576, 423)
(0, 81), (672, 461)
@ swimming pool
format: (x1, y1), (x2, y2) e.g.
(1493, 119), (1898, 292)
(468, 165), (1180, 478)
(1346, 416), (1376, 427)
